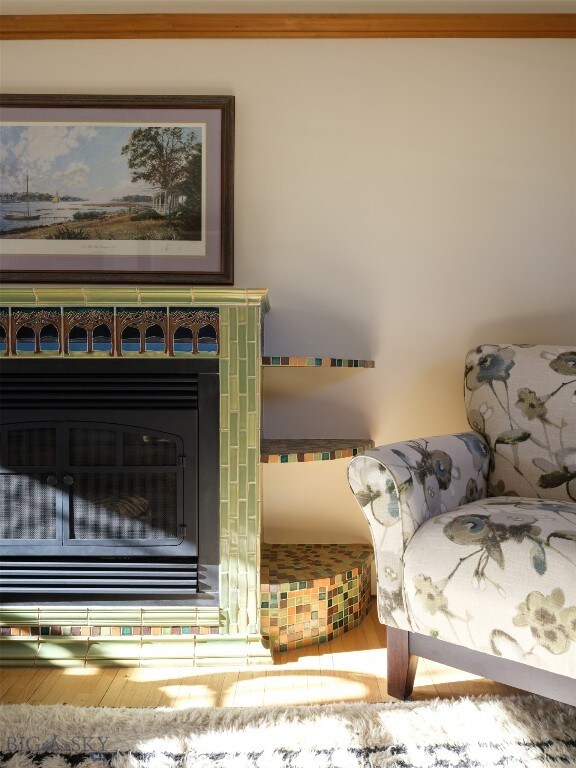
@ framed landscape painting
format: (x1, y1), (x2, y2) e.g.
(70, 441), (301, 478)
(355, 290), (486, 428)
(0, 94), (234, 284)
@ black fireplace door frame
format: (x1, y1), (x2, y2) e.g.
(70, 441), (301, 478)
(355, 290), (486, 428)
(0, 412), (195, 557)
(0, 359), (220, 604)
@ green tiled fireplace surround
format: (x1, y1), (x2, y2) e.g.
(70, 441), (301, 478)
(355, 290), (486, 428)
(0, 286), (272, 666)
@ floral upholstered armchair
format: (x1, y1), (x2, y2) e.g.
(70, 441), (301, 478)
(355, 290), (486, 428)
(348, 345), (576, 705)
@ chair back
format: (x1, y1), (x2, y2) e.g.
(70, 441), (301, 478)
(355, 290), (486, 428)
(464, 344), (576, 502)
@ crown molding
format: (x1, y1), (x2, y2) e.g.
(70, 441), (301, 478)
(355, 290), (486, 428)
(2, 13), (575, 39)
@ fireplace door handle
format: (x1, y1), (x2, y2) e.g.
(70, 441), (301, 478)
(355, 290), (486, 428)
(46, 475), (58, 487)
(63, 475), (74, 487)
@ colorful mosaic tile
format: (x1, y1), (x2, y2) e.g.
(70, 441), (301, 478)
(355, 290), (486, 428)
(260, 543), (373, 652)
(262, 357), (374, 368)
(261, 438), (375, 464)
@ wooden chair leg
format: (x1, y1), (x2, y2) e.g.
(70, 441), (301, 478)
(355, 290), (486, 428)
(386, 626), (418, 699)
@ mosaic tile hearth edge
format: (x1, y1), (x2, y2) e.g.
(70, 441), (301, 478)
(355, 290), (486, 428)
(261, 544), (373, 652)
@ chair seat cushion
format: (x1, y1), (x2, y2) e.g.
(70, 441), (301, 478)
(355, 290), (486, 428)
(403, 497), (576, 678)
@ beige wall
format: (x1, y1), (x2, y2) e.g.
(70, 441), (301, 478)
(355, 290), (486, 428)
(2, 38), (575, 546)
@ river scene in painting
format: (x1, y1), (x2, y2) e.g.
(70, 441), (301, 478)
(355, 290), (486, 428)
(0, 199), (142, 234)
(0, 123), (203, 241)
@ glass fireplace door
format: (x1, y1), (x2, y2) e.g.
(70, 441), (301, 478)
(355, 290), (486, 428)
(66, 424), (185, 548)
(0, 423), (61, 544)
(0, 420), (190, 554)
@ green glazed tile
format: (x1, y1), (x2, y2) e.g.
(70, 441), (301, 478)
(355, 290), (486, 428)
(84, 287), (140, 304)
(247, 378), (257, 414)
(229, 412), (239, 446)
(220, 467), (229, 500)
(220, 396), (230, 430)
(229, 375), (239, 409)
(229, 343), (239, 373)
(35, 658), (87, 668)
(229, 449), (238, 483)
(238, 360), (248, 391)
(229, 483), (238, 516)
(140, 640), (196, 659)
(247, 413), (257, 449)
(247, 311), (257, 343)
(39, 610), (89, 625)
(228, 312), (238, 343)
(219, 574), (229, 614)
(219, 367), (229, 395)
(238, 500), (248, 537)
(238, 465), (248, 503)
(139, 289), (192, 303)
(220, 430), (230, 462)
(0, 609), (39, 625)
(86, 640), (142, 659)
(37, 640), (88, 660)
(219, 324), (229, 355)
(247, 487), (257, 520)
(220, 540), (229, 574)
(238, 323), (247, 355)
(247, 349), (256, 378)
(238, 429), (247, 460)
(0, 640), (38, 659)
(239, 393), (248, 420)
(0, 286), (37, 304)
(247, 449), (258, 484)
(35, 288), (84, 304)
(220, 500), (230, 532)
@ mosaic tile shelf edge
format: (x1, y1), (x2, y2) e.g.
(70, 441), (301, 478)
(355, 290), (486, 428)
(262, 357), (374, 368)
(261, 438), (375, 463)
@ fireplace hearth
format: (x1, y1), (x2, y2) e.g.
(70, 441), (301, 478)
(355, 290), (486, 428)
(0, 358), (219, 604)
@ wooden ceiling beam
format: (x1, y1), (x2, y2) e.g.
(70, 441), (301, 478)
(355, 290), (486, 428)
(1, 13), (575, 40)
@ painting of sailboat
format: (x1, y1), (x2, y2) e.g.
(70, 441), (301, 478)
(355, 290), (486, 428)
(0, 93), (233, 283)
(2, 174), (41, 222)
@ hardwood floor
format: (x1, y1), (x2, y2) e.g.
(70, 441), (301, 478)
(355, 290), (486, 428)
(0, 601), (520, 708)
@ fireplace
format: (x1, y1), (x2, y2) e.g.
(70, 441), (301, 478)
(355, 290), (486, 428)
(0, 358), (219, 605)
(0, 289), (270, 666)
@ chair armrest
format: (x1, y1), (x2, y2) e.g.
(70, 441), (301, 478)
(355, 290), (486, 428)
(348, 432), (489, 629)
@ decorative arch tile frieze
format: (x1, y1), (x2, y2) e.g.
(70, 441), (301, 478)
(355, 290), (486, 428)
(11, 309), (62, 355)
(115, 308), (168, 356)
(0, 310), (8, 355)
(64, 308), (115, 355)
(1, 306), (221, 358)
(168, 308), (220, 356)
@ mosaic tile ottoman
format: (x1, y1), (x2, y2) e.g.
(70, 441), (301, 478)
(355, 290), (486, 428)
(260, 543), (373, 652)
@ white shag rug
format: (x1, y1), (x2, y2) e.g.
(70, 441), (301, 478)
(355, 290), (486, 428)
(0, 695), (575, 767)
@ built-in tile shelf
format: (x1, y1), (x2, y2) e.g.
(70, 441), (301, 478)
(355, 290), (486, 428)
(262, 356), (374, 368)
(261, 438), (375, 464)
(261, 356), (375, 462)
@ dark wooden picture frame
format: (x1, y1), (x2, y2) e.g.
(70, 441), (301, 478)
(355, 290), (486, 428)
(0, 94), (234, 284)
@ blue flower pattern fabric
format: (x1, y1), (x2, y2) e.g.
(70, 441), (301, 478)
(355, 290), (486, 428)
(348, 344), (576, 677)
